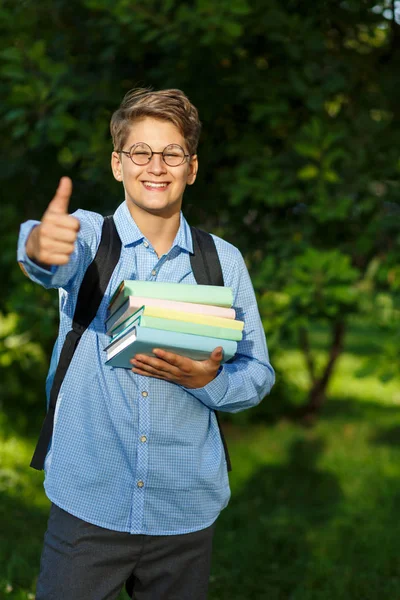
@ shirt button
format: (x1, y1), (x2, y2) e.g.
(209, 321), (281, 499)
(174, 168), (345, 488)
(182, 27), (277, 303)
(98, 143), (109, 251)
(140, 435), (147, 443)
(151, 269), (157, 276)
(143, 241), (149, 247)
(137, 480), (144, 488)
(141, 391), (148, 397)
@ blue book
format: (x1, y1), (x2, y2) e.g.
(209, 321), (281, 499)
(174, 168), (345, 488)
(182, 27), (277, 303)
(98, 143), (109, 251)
(105, 326), (237, 368)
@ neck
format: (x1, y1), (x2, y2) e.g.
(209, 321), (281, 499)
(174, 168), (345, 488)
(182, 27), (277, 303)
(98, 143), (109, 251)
(126, 201), (181, 257)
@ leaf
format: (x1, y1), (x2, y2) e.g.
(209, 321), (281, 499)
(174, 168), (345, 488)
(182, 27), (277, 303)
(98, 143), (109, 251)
(0, 64), (25, 80)
(294, 142), (321, 160)
(58, 147), (75, 167)
(3, 108), (26, 123)
(323, 169), (340, 183)
(223, 21), (243, 38)
(297, 164), (319, 180)
(0, 47), (21, 61)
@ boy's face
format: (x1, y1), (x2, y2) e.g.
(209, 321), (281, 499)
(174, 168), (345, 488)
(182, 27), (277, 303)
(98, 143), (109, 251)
(111, 117), (198, 219)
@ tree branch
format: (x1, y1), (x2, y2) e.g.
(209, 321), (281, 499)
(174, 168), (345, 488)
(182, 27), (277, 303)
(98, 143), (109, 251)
(299, 320), (347, 420)
(319, 320), (346, 392)
(299, 326), (317, 385)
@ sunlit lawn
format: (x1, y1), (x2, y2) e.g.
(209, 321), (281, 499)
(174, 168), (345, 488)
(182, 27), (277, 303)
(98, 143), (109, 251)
(1, 326), (400, 599)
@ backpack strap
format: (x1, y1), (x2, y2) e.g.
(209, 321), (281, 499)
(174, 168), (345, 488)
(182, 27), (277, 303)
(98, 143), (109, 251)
(189, 226), (224, 286)
(189, 226), (231, 472)
(30, 216), (122, 470)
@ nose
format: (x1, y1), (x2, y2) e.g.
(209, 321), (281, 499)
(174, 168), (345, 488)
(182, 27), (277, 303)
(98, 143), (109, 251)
(147, 153), (167, 176)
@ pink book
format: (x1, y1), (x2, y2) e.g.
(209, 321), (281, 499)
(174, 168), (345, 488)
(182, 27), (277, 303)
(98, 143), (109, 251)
(106, 296), (236, 335)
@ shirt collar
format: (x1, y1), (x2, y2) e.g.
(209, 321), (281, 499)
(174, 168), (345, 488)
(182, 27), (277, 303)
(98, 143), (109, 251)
(113, 201), (194, 254)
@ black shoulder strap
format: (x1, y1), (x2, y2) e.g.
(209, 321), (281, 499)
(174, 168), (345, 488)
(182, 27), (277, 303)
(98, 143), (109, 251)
(73, 216), (122, 329)
(30, 216), (122, 470)
(189, 226), (224, 287)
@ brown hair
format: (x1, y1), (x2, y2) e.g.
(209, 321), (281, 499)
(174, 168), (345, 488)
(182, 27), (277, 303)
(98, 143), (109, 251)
(110, 88), (201, 155)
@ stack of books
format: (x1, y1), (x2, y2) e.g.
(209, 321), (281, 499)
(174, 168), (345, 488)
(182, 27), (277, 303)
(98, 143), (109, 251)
(104, 281), (244, 368)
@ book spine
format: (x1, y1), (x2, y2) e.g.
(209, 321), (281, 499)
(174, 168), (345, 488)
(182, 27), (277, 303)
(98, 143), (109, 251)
(105, 312), (144, 350)
(108, 281), (125, 311)
(105, 299), (129, 328)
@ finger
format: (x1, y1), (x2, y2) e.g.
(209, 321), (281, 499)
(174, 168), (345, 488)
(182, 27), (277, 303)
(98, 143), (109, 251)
(152, 349), (189, 368)
(209, 347), (224, 364)
(43, 212), (80, 232)
(131, 355), (179, 376)
(37, 245), (75, 264)
(131, 366), (170, 381)
(46, 177), (73, 215)
(44, 253), (74, 266)
(132, 361), (169, 377)
(40, 240), (76, 255)
(40, 220), (79, 242)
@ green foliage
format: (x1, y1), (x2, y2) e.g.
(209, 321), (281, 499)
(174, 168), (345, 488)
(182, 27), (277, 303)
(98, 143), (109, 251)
(355, 282), (400, 383)
(0, 311), (49, 436)
(285, 248), (359, 318)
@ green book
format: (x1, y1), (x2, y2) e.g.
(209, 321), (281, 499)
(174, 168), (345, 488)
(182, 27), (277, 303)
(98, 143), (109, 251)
(113, 314), (243, 342)
(109, 280), (233, 313)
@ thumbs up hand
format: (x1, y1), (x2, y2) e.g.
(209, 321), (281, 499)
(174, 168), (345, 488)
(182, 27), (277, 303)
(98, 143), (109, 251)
(26, 177), (80, 266)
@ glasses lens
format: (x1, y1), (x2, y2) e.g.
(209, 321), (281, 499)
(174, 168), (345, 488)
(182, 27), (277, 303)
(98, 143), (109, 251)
(163, 145), (185, 166)
(130, 143), (152, 165)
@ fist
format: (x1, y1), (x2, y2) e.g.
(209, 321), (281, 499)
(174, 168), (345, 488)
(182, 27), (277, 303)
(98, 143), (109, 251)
(26, 177), (80, 266)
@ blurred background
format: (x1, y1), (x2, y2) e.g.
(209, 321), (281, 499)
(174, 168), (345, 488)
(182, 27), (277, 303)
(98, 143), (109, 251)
(1, 0), (400, 598)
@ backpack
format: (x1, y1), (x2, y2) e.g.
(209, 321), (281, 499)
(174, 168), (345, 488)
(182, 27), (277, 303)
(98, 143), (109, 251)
(30, 216), (231, 472)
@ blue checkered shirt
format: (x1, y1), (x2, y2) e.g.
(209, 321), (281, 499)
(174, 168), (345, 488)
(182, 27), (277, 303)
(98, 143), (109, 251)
(17, 201), (275, 535)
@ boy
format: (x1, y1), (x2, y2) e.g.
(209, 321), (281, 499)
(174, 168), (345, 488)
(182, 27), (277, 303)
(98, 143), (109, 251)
(17, 88), (275, 599)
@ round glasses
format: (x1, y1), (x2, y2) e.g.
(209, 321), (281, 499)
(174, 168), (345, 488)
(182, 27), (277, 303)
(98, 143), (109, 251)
(118, 143), (192, 167)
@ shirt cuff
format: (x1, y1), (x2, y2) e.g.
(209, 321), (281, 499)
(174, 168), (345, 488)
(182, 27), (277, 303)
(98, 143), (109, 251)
(17, 221), (57, 281)
(182, 367), (229, 409)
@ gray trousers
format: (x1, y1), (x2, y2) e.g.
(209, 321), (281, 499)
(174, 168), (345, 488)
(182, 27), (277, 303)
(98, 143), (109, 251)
(36, 504), (216, 600)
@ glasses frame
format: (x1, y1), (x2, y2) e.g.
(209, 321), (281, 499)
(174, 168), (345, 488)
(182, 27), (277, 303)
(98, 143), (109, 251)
(118, 142), (193, 167)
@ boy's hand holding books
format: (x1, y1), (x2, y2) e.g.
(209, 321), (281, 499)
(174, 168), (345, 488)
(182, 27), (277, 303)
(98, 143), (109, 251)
(130, 346), (224, 388)
(26, 177), (80, 266)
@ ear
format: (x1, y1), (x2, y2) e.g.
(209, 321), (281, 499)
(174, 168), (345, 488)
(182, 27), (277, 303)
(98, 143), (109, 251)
(111, 151), (123, 182)
(186, 155), (198, 186)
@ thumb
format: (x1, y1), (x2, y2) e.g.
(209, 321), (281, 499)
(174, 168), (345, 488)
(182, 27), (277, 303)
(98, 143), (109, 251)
(210, 347), (224, 363)
(47, 177), (73, 214)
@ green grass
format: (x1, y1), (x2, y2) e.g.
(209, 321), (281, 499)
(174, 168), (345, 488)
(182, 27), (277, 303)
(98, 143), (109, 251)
(2, 328), (400, 599)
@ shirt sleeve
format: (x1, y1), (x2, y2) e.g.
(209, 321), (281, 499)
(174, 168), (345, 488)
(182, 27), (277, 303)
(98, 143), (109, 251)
(182, 243), (275, 413)
(17, 210), (103, 291)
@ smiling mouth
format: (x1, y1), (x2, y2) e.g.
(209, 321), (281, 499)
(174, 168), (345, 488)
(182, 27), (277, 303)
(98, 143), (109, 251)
(142, 181), (170, 191)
